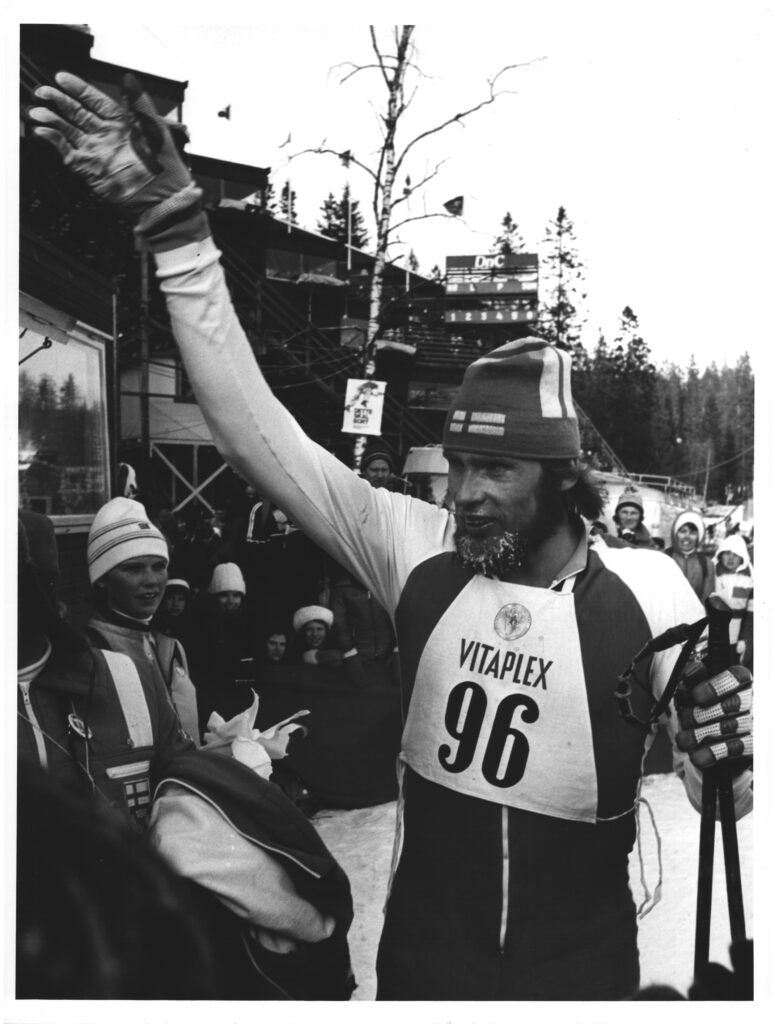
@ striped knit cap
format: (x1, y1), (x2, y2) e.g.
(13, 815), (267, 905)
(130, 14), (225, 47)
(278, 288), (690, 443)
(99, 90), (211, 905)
(443, 338), (580, 460)
(87, 497), (168, 583)
(616, 484), (644, 514)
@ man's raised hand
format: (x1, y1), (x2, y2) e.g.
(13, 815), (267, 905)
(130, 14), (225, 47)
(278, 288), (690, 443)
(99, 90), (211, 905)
(29, 72), (200, 234)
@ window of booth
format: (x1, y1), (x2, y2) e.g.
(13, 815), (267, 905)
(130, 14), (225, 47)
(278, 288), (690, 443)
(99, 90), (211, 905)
(19, 318), (110, 524)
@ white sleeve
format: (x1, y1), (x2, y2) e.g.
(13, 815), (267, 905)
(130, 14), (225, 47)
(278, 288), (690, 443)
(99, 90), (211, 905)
(153, 237), (456, 614)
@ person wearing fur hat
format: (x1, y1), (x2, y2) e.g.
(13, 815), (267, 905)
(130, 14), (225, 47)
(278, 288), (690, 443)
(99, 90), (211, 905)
(292, 605), (343, 669)
(613, 485), (656, 548)
(37, 75), (754, 1002)
(665, 510), (716, 603)
(18, 509), (194, 830)
(84, 497), (200, 744)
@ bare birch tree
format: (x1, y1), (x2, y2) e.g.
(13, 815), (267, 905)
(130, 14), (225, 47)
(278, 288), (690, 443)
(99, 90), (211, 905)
(293, 26), (542, 365)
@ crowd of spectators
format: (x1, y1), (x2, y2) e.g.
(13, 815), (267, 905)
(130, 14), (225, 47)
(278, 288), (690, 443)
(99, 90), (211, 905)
(601, 485), (754, 668)
(145, 471), (402, 742)
(16, 445), (410, 1001)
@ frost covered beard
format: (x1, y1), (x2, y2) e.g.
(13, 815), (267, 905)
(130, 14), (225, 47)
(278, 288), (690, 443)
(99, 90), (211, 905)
(453, 475), (568, 578)
(454, 529), (528, 577)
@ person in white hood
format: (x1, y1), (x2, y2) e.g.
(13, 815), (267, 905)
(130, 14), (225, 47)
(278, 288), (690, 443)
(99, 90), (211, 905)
(713, 533), (754, 667)
(665, 510), (715, 602)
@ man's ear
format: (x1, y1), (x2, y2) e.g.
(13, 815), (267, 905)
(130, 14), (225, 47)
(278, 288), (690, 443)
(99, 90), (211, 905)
(557, 458), (580, 493)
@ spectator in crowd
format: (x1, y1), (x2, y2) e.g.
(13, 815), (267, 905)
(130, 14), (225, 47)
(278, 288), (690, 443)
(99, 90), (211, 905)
(665, 510), (715, 603)
(612, 485), (656, 548)
(259, 626), (292, 666)
(292, 606), (343, 670)
(216, 488), (330, 625)
(153, 576), (191, 628)
(713, 533), (754, 668)
(18, 508), (194, 831)
(330, 572), (395, 663)
(169, 506), (222, 593)
(84, 497), (200, 745)
(162, 577), (191, 619)
(359, 438), (395, 490)
(184, 562), (257, 729)
(208, 560), (247, 618)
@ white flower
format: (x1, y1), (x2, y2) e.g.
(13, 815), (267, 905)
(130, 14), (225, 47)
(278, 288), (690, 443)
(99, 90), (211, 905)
(202, 690), (309, 778)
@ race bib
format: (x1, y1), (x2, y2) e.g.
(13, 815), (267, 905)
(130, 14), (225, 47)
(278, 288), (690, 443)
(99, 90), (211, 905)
(401, 576), (599, 822)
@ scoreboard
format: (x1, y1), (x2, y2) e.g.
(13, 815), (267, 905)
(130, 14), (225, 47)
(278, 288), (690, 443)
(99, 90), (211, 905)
(444, 252), (539, 328)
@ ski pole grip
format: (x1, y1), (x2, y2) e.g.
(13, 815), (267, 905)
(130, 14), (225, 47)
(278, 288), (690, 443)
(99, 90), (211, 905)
(704, 595), (734, 677)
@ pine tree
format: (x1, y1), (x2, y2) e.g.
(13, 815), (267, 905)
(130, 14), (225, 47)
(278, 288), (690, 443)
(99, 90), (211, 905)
(317, 192), (338, 236)
(538, 205), (586, 350)
(651, 365), (685, 479)
(279, 180), (298, 224)
(317, 184), (369, 248)
(261, 181), (277, 213)
(492, 212), (525, 254)
(406, 249), (419, 273)
(617, 307), (656, 471)
(262, 180), (299, 223)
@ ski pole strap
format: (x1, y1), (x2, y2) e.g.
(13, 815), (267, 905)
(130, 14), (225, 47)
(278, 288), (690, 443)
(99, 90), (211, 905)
(615, 616), (707, 730)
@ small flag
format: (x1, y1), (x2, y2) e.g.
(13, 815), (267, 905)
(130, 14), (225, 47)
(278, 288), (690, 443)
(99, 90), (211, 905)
(339, 149), (353, 167)
(217, 105), (231, 120)
(443, 195), (464, 216)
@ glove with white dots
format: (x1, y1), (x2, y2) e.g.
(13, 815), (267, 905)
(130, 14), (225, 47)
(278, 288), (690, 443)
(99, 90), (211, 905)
(675, 662), (752, 770)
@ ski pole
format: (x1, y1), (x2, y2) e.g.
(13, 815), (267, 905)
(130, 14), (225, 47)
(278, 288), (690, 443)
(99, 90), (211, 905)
(693, 595), (746, 976)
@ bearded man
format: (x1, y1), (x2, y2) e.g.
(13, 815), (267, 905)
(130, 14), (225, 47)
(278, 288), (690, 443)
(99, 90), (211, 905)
(30, 72), (753, 1001)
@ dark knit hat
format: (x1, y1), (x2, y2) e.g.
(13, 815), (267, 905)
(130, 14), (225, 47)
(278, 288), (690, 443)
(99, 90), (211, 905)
(361, 438), (395, 472)
(442, 338), (580, 459)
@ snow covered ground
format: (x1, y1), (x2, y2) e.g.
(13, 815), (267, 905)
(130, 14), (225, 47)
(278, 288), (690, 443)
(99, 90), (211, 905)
(313, 772), (754, 1002)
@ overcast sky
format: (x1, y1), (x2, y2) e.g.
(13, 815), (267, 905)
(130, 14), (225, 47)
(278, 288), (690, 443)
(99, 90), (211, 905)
(12, 3), (773, 372)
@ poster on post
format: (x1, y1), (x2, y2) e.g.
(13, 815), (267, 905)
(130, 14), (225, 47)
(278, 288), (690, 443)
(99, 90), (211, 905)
(341, 378), (386, 436)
